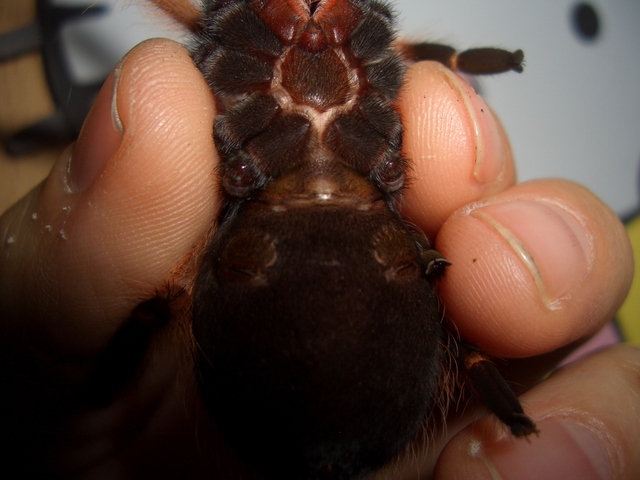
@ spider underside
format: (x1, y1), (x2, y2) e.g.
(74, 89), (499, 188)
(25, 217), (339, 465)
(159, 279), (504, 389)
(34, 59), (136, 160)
(86, 1), (534, 478)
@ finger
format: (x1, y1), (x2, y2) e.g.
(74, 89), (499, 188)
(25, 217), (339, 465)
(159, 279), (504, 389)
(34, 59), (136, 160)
(0, 39), (218, 364)
(399, 61), (516, 238)
(434, 344), (640, 480)
(436, 179), (633, 358)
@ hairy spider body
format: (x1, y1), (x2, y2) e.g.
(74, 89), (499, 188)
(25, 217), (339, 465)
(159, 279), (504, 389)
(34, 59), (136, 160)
(129, 1), (532, 478)
(190, 3), (440, 477)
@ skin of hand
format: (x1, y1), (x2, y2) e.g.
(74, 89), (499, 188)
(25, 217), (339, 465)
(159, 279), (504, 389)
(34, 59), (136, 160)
(0, 39), (637, 479)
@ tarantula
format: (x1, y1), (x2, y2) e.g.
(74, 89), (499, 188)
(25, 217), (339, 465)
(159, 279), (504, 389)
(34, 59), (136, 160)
(92, 1), (533, 478)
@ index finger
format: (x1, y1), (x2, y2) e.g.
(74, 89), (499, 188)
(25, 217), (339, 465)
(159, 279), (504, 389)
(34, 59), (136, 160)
(399, 61), (516, 238)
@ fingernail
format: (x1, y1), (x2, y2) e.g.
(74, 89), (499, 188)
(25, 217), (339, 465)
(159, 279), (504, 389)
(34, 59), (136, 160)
(482, 418), (613, 480)
(472, 201), (593, 307)
(67, 62), (124, 193)
(436, 66), (503, 184)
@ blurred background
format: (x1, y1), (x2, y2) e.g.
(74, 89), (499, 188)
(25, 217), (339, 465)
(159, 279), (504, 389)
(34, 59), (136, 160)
(1, 0), (639, 337)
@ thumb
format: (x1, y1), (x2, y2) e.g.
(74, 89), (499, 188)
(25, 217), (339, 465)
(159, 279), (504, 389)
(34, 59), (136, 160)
(0, 39), (218, 378)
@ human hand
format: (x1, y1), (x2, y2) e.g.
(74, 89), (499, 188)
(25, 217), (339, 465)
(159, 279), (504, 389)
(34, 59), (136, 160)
(0, 39), (636, 479)
(381, 61), (637, 479)
(0, 39), (221, 478)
